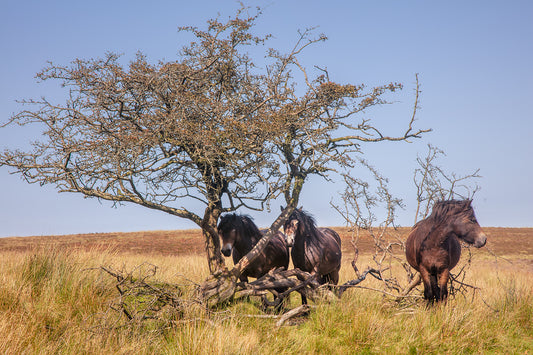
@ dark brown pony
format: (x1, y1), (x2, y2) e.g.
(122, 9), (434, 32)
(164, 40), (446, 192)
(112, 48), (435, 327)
(217, 213), (289, 282)
(283, 208), (342, 304)
(405, 200), (487, 303)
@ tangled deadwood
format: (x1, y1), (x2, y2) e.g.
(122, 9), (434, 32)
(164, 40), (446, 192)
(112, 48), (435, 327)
(234, 268), (324, 307)
(198, 266), (336, 310)
(200, 266), (390, 311)
(97, 263), (325, 328)
(96, 263), (197, 329)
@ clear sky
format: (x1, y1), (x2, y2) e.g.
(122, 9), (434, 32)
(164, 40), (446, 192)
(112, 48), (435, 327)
(1, 1), (532, 237)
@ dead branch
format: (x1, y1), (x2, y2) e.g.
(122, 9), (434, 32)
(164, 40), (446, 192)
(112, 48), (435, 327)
(400, 273), (421, 297)
(336, 267), (382, 297)
(275, 305), (311, 327)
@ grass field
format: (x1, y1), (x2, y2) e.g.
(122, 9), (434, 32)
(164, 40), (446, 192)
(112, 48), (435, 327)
(0, 227), (531, 354)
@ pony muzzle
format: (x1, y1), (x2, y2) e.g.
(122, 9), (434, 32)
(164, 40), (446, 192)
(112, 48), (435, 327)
(474, 233), (487, 248)
(221, 244), (233, 257)
(284, 232), (295, 247)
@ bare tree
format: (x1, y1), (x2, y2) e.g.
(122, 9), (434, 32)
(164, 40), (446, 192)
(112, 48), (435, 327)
(413, 144), (481, 223)
(331, 159), (409, 298)
(1, 7), (429, 304)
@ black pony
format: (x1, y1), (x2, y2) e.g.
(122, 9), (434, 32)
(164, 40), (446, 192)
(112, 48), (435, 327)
(217, 213), (289, 282)
(283, 208), (342, 304)
(405, 200), (487, 303)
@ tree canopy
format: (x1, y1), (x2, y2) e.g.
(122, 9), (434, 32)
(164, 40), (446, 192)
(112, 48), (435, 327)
(1, 7), (429, 274)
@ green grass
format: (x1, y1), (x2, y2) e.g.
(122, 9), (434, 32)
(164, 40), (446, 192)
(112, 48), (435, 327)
(0, 248), (531, 354)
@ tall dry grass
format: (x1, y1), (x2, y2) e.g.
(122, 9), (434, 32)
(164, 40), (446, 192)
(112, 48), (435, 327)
(0, 247), (531, 354)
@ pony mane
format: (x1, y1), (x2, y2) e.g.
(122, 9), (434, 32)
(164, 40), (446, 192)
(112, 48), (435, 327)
(429, 199), (473, 223)
(218, 213), (261, 239)
(239, 215), (262, 239)
(292, 209), (319, 235)
(218, 213), (236, 232)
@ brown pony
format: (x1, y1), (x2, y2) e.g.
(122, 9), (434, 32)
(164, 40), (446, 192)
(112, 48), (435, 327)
(283, 208), (342, 304)
(405, 200), (487, 303)
(217, 213), (289, 282)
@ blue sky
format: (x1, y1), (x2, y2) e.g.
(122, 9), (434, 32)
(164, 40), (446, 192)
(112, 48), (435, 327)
(1, 1), (532, 237)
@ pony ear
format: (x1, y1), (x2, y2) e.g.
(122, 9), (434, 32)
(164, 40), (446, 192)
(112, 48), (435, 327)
(280, 206), (285, 212)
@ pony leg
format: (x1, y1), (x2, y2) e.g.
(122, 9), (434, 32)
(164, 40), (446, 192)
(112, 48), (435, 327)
(274, 287), (290, 312)
(301, 268), (322, 305)
(301, 294), (308, 305)
(419, 267), (435, 302)
(437, 269), (450, 302)
(430, 273), (439, 303)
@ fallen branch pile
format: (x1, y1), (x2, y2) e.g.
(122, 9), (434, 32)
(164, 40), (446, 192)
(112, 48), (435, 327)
(98, 263), (192, 327)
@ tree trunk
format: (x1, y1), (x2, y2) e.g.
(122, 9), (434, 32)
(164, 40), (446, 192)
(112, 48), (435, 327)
(203, 229), (225, 273)
(201, 206), (225, 274)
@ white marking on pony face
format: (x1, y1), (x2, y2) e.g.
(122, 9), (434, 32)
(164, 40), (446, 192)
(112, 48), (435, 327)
(284, 219), (298, 247)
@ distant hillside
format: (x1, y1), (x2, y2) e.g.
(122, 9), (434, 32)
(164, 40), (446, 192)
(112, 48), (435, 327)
(1, 227), (532, 257)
